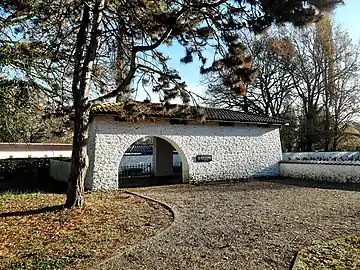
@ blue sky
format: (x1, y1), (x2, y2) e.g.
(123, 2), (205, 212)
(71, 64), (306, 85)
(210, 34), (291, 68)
(334, 0), (360, 42)
(136, 1), (360, 102)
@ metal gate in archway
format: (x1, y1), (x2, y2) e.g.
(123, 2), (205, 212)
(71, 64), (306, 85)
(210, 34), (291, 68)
(118, 143), (183, 188)
(118, 162), (183, 188)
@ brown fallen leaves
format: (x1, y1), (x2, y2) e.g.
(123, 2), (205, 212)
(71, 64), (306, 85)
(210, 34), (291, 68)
(0, 191), (172, 269)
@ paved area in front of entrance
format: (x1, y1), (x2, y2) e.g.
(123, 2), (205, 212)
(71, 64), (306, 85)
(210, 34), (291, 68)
(94, 180), (360, 270)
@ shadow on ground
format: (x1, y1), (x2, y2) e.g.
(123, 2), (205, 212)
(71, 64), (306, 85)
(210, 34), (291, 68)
(0, 205), (64, 218)
(123, 177), (360, 194)
(119, 175), (182, 188)
(0, 176), (67, 194)
(265, 178), (360, 192)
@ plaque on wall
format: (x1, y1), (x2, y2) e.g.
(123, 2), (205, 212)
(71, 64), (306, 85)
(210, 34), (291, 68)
(196, 155), (212, 162)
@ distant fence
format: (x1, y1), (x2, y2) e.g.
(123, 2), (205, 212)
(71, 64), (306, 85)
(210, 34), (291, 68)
(119, 163), (152, 179)
(0, 143), (72, 151)
(118, 163), (183, 188)
(118, 163), (182, 179)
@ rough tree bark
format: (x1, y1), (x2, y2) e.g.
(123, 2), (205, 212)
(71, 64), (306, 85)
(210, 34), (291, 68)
(305, 125), (314, 151)
(324, 88), (331, 151)
(305, 107), (316, 152)
(65, 105), (90, 208)
(65, 0), (105, 208)
(115, 12), (131, 102)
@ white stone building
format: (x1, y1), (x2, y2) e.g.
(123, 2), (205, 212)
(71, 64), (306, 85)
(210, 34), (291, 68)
(85, 101), (285, 190)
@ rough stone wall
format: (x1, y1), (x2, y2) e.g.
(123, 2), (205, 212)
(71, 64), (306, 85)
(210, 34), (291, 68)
(86, 116), (282, 190)
(280, 162), (360, 183)
(282, 152), (360, 161)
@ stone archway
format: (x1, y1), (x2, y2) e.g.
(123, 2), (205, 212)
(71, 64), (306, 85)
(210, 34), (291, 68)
(118, 135), (189, 188)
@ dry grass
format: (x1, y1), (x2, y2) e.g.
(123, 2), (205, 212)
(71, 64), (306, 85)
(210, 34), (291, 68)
(0, 190), (173, 270)
(293, 236), (360, 270)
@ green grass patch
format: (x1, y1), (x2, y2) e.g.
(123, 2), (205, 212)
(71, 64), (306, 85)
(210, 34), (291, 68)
(293, 236), (360, 270)
(0, 190), (38, 200)
(7, 251), (89, 270)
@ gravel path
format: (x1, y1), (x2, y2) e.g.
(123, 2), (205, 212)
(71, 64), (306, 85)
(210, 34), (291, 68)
(94, 180), (360, 270)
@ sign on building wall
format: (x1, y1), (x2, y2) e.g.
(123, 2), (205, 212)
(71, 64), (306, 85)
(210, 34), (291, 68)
(196, 155), (212, 162)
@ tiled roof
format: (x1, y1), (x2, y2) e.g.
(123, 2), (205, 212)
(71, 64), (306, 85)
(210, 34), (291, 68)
(124, 144), (178, 155)
(125, 144), (153, 155)
(91, 101), (286, 125)
(204, 107), (285, 124)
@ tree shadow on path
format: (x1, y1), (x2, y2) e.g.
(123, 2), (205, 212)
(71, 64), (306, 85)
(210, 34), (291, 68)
(265, 178), (360, 192)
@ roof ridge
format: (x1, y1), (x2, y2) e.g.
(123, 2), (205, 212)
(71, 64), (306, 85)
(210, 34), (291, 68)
(91, 100), (286, 125)
(94, 100), (277, 118)
(136, 100), (283, 120)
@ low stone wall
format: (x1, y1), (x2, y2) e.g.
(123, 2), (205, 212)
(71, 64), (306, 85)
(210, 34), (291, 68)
(280, 161), (360, 183)
(49, 159), (71, 183)
(283, 152), (360, 161)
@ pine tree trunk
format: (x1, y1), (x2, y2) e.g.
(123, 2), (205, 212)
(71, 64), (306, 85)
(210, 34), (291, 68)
(65, 106), (90, 208)
(64, 0), (105, 208)
(115, 12), (131, 102)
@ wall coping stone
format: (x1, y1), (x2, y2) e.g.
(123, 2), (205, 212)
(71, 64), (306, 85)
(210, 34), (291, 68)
(279, 160), (360, 166)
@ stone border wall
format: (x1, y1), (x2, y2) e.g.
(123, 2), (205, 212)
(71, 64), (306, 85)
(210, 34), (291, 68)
(280, 161), (360, 183)
(49, 159), (71, 183)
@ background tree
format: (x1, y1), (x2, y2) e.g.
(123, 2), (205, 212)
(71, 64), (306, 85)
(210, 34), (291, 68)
(330, 28), (360, 150)
(280, 104), (299, 152)
(335, 123), (360, 151)
(204, 11), (360, 152)
(283, 25), (328, 151)
(0, 78), (71, 143)
(0, 0), (75, 142)
(316, 14), (334, 151)
(204, 31), (295, 117)
(285, 20), (359, 151)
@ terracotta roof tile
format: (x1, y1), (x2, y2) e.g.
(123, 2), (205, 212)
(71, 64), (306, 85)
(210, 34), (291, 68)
(91, 101), (286, 125)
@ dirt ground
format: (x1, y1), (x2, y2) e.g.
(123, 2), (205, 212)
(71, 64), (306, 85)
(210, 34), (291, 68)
(94, 180), (360, 270)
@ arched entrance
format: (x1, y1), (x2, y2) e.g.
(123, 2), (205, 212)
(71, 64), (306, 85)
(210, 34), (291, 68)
(118, 136), (189, 188)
